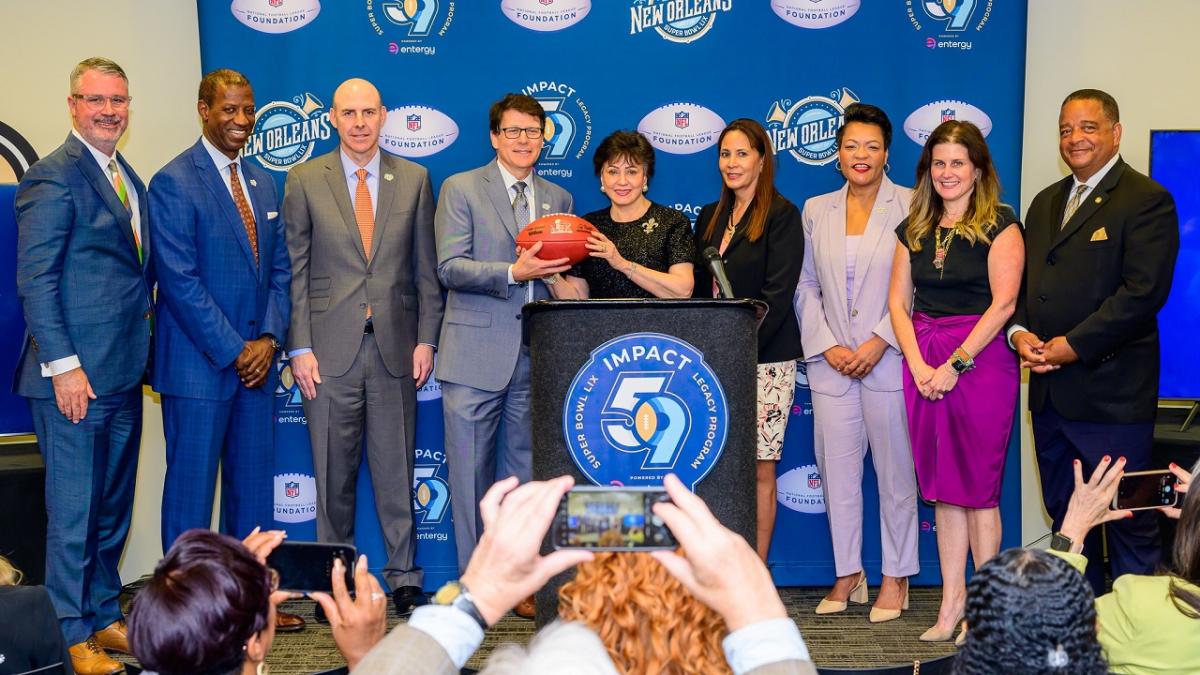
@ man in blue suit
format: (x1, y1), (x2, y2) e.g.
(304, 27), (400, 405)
(149, 70), (296, 628)
(14, 57), (153, 674)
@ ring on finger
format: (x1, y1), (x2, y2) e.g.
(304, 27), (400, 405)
(371, 591), (385, 601)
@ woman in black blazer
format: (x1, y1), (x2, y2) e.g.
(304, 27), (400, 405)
(693, 118), (805, 561)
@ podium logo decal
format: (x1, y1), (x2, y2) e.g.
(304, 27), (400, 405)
(563, 332), (728, 489)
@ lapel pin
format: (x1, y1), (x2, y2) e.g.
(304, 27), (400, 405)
(1094, 196), (1102, 204)
(384, 173), (394, 181)
(542, 203), (550, 212)
(249, 179), (257, 187)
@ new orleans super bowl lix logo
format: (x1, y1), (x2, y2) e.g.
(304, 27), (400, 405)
(521, 80), (593, 178)
(564, 333), (728, 489)
(628, 0), (732, 44)
(367, 0), (455, 56)
(243, 93), (332, 173)
(765, 87), (859, 166)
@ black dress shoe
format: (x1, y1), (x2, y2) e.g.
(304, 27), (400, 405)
(392, 585), (428, 616)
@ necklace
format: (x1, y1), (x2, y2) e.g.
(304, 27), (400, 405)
(933, 225), (955, 277)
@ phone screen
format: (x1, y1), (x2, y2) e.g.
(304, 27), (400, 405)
(553, 488), (677, 551)
(1114, 471), (1179, 511)
(266, 541), (357, 593)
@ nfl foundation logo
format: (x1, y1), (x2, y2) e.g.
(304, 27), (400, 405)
(285, 481), (300, 498)
(941, 109), (956, 123)
(808, 472), (822, 490)
(407, 114), (422, 131)
(777, 463), (826, 514)
(675, 111), (689, 128)
(563, 333), (728, 490)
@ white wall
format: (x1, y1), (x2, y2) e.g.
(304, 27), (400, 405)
(1018, 0), (1200, 544)
(0, 1), (202, 583)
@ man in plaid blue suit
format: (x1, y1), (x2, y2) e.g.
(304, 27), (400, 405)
(148, 69), (291, 560)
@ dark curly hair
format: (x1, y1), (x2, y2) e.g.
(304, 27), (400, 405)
(953, 548), (1107, 675)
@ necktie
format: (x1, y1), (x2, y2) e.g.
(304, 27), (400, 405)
(1061, 184), (1088, 229)
(108, 159), (140, 263)
(513, 181), (533, 302)
(228, 162), (259, 265)
(355, 168), (375, 318)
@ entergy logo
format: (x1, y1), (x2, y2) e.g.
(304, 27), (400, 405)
(367, 0), (455, 56)
(628, 0), (732, 44)
(637, 103), (725, 155)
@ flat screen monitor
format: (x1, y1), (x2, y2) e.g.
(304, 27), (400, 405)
(1149, 130), (1200, 400)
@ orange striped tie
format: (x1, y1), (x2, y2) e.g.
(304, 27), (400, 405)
(229, 162), (258, 265)
(354, 168), (374, 318)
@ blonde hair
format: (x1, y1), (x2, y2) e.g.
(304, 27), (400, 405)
(559, 552), (730, 675)
(905, 120), (1004, 252)
(0, 555), (23, 586)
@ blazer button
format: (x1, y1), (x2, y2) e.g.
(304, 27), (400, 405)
(143, 310), (152, 319)
(1038, 295), (1047, 303)
(851, 309), (859, 317)
(514, 314), (521, 320)
(1047, 255), (1056, 265)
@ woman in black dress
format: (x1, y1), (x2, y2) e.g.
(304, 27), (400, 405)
(547, 130), (694, 299)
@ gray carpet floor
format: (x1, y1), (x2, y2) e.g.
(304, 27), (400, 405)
(119, 585), (960, 673)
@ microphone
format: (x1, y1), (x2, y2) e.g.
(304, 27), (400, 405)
(703, 247), (734, 299)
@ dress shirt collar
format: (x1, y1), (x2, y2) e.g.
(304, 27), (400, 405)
(71, 128), (117, 168)
(200, 134), (242, 173)
(1070, 152), (1121, 193)
(340, 147), (382, 181)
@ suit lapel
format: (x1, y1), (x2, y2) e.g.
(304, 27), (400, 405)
(244, 163), (269, 281)
(483, 163), (520, 241)
(851, 177), (898, 307)
(1051, 159), (1125, 250)
(191, 142), (260, 274)
(322, 154), (368, 264)
(370, 153), (399, 265)
(824, 184), (850, 325)
(69, 135), (140, 262)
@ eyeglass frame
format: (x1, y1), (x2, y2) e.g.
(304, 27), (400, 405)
(498, 126), (545, 140)
(71, 94), (132, 111)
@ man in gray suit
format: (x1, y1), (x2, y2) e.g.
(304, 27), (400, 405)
(434, 93), (573, 585)
(282, 78), (443, 614)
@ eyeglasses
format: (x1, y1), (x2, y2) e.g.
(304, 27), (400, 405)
(71, 94), (131, 111)
(499, 126), (545, 140)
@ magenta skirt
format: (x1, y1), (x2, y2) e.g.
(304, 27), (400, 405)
(901, 313), (1018, 509)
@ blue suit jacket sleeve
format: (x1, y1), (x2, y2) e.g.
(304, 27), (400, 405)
(148, 168), (246, 369)
(15, 166), (78, 362)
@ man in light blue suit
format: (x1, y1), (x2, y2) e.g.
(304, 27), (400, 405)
(434, 93), (573, 595)
(148, 70), (292, 611)
(14, 57), (153, 673)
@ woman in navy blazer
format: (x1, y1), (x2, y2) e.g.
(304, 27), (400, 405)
(693, 118), (804, 561)
(794, 104), (919, 622)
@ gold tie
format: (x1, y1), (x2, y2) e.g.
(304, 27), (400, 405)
(354, 168), (374, 318)
(1061, 184), (1088, 229)
(229, 162), (259, 265)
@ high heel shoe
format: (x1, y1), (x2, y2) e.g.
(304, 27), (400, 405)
(868, 580), (909, 623)
(815, 571), (867, 615)
(919, 614), (964, 642)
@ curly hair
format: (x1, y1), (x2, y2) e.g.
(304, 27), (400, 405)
(559, 552), (730, 675)
(954, 548), (1107, 675)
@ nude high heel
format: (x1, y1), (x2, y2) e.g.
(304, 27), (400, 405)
(919, 613), (964, 642)
(815, 571), (868, 615)
(868, 580), (909, 623)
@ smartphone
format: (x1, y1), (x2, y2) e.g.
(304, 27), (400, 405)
(1113, 470), (1180, 511)
(553, 486), (677, 551)
(266, 541), (357, 593)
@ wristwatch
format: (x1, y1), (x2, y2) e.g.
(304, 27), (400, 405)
(1050, 532), (1074, 552)
(432, 581), (488, 630)
(542, 273), (560, 285)
(949, 347), (975, 375)
(263, 334), (280, 352)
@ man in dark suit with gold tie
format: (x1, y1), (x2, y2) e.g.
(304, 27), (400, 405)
(1011, 89), (1179, 593)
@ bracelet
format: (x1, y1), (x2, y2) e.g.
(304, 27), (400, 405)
(625, 261), (636, 277)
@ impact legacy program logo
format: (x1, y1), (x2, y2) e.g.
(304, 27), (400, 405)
(367, 0), (455, 56)
(231, 0), (321, 33)
(274, 472), (318, 523)
(777, 463), (825, 514)
(563, 333), (728, 489)
(906, 0), (993, 50)
(274, 356), (307, 423)
(502, 0), (590, 32)
(522, 80), (593, 179)
(243, 93), (332, 173)
(0, 121), (38, 182)
(379, 105), (459, 158)
(637, 103), (725, 155)
(629, 0), (732, 44)
(771, 0), (859, 29)
(413, 447), (452, 539)
(903, 99), (993, 145)
(765, 87), (859, 166)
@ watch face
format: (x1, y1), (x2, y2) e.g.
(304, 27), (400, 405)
(433, 582), (462, 605)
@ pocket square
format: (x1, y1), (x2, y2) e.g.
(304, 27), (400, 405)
(267, 211), (279, 219)
(249, 179), (258, 187)
(1090, 227), (1108, 242)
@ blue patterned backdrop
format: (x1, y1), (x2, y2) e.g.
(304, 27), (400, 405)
(197, 0), (1027, 589)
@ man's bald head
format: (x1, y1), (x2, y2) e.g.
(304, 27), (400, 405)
(330, 78), (387, 165)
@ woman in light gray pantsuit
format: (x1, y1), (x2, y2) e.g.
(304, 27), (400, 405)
(794, 104), (919, 623)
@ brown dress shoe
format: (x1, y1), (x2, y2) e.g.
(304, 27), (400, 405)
(69, 638), (124, 675)
(93, 619), (130, 654)
(276, 610), (306, 632)
(514, 595), (536, 619)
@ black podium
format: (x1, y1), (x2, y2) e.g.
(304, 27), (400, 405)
(523, 298), (765, 621)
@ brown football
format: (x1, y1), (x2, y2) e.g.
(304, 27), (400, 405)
(515, 213), (596, 266)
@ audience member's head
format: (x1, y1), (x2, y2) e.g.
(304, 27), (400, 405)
(128, 529), (277, 675)
(560, 551), (730, 675)
(481, 620), (619, 675)
(954, 548), (1106, 674)
(0, 554), (21, 586)
(1167, 460), (1200, 618)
